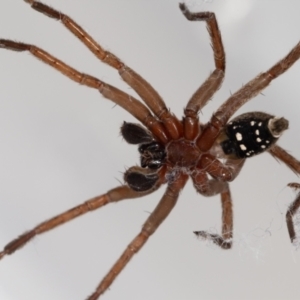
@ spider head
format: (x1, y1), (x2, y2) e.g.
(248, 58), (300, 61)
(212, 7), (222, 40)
(121, 122), (166, 191)
(138, 142), (166, 169)
(219, 112), (288, 159)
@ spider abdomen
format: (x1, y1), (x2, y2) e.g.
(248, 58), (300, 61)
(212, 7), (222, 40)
(220, 112), (288, 158)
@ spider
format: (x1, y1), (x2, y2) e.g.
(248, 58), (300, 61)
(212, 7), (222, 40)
(1, 1), (300, 299)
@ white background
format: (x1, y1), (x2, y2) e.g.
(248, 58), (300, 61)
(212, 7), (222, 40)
(0, 1), (300, 299)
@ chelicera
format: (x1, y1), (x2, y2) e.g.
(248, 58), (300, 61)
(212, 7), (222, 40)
(1, 1), (300, 299)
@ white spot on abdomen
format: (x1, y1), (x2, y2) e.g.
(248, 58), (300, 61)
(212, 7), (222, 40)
(236, 132), (242, 141)
(240, 144), (247, 151)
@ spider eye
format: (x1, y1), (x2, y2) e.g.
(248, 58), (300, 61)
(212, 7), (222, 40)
(121, 122), (153, 144)
(124, 167), (159, 192)
(221, 112), (289, 159)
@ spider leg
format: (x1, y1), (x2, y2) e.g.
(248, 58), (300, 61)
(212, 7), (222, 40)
(191, 171), (228, 197)
(179, 3), (225, 140)
(192, 175), (233, 249)
(198, 155), (245, 182)
(197, 41), (300, 151)
(88, 173), (188, 300)
(0, 185), (160, 261)
(0, 39), (169, 143)
(191, 158), (244, 249)
(24, 0), (183, 139)
(266, 146), (300, 242)
(268, 145), (300, 175)
(261, 146), (300, 242)
(286, 183), (300, 243)
(195, 188), (233, 250)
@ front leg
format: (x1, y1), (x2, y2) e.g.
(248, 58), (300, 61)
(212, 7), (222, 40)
(24, 0), (183, 140)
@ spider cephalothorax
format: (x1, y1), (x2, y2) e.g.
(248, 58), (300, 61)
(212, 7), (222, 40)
(1, 2), (300, 300)
(123, 111), (289, 193)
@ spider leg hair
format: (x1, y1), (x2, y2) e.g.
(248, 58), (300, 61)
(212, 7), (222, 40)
(286, 183), (300, 243)
(180, 3), (225, 141)
(88, 173), (188, 299)
(268, 145), (300, 175)
(0, 39), (169, 143)
(194, 187), (233, 249)
(0, 183), (161, 261)
(24, 0), (183, 139)
(266, 146), (300, 242)
(197, 42), (300, 152)
(191, 158), (244, 249)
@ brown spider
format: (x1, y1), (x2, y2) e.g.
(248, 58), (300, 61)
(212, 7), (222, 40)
(1, 1), (300, 299)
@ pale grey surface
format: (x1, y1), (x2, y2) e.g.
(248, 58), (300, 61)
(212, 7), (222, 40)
(0, 1), (300, 300)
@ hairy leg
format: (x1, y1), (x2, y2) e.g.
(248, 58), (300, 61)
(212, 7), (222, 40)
(197, 42), (300, 151)
(286, 183), (300, 242)
(88, 173), (188, 299)
(193, 178), (233, 250)
(180, 3), (225, 140)
(0, 185), (158, 260)
(268, 145), (300, 175)
(24, 0), (183, 139)
(0, 39), (169, 143)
